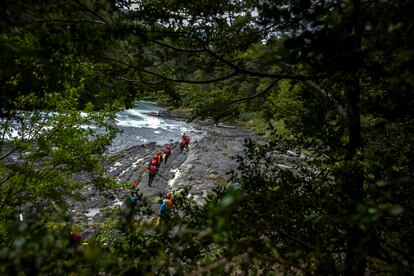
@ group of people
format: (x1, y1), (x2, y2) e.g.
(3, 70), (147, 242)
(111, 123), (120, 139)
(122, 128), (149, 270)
(180, 133), (191, 152)
(127, 133), (191, 215)
(148, 133), (191, 186)
(127, 181), (175, 216)
(147, 144), (172, 186)
(71, 134), (192, 250)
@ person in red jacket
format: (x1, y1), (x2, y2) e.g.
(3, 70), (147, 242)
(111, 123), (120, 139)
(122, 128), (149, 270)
(148, 163), (157, 186)
(69, 231), (81, 247)
(150, 156), (158, 167)
(184, 135), (190, 148)
(164, 145), (171, 164)
(150, 155), (158, 172)
(180, 139), (186, 153)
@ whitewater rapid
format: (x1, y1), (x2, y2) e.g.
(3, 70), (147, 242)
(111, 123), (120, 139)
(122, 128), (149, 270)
(109, 101), (205, 153)
(1, 101), (205, 154)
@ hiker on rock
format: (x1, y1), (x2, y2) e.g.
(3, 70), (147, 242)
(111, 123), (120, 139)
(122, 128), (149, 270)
(159, 198), (173, 217)
(150, 156), (158, 168)
(131, 179), (140, 192)
(156, 150), (163, 170)
(150, 155), (159, 173)
(180, 139), (186, 153)
(127, 192), (139, 208)
(148, 162), (157, 186)
(181, 133), (190, 149)
(163, 192), (171, 200)
(164, 145), (171, 164)
(184, 134), (190, 148)
(69, 231), (82, 247)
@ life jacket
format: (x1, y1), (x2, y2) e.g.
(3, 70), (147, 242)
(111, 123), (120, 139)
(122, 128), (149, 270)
(149, 165), (157, 174)
(160, 201), (166, 214)
(154, 155), (161, 164)
(180, 140), (185, 146)
(128, 194), (138, 205)
(165, 148), (171, 156)
(184, 136), (190, 142)
(160, 198), (173, 211)
(150, 159), (157, 166)
(70, 231), (81, 244)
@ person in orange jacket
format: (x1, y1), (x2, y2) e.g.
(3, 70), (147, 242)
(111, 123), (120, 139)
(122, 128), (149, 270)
(131, 178), (140, 191)
(156, 150), (163, 170)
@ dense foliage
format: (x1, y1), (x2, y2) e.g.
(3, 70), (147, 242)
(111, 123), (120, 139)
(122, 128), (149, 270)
(1, 0), (413, 275)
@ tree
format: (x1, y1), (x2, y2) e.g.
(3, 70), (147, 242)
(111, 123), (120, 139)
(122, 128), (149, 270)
(108, 0), (414, 274)
(1, 0), (413, 274)
(0, 0), (146, 112)
(0, 1), (124, 271)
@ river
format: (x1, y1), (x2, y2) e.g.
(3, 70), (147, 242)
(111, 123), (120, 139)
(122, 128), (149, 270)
(1, 101), (205, 154)
(109, 101), (205, 153)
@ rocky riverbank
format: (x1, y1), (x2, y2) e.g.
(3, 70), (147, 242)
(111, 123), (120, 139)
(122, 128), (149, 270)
(68, 121), (256, 235)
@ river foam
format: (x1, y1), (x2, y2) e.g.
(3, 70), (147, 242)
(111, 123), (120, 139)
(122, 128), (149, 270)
(1, 101), (206, 154)
(108, 102), (205, 152)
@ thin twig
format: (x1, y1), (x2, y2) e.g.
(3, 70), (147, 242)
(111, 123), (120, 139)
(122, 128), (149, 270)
(150, 39), (205, 53)
(116, 76), (162, 85)
(74, 0), (109, 25)
(228, 79), (280, 105)
(34, 19), (106, 25)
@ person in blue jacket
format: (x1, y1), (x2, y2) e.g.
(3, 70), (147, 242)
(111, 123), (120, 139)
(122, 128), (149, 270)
(127, 192), (139, 208)
(159, 199), (173, 215)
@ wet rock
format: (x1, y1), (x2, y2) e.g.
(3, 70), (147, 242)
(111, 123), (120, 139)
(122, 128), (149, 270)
(68, 120), (301, 237)
(94, 214), (104, 223)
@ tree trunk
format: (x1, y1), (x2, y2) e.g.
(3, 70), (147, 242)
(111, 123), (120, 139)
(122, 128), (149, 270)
(343, 0), (366, 274)
(343, 72), (366, 276)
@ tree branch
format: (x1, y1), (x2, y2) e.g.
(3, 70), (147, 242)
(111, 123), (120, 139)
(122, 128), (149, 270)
(198, 40), (318, 80)
(276, 64), (346, 117)
(275, 229), (318, 251)
(74, 0), (109, 25)
(150, 39), (206, 53)
(141, 68), (239, 84)
(115, 76), (162, 85)
(228, 79), (280, 105)
(93, 54), (240, 84)
(34, 19), (106, 25)
(199, 41), (240, 71)
(304, 80), (346, 116)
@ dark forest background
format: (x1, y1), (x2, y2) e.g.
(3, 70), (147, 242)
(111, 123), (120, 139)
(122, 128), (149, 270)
(1, 0), (413, 274)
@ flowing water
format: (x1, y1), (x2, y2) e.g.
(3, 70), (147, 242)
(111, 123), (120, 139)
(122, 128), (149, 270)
(2, 101), (205, 154)
(109, 101), (205, 153)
